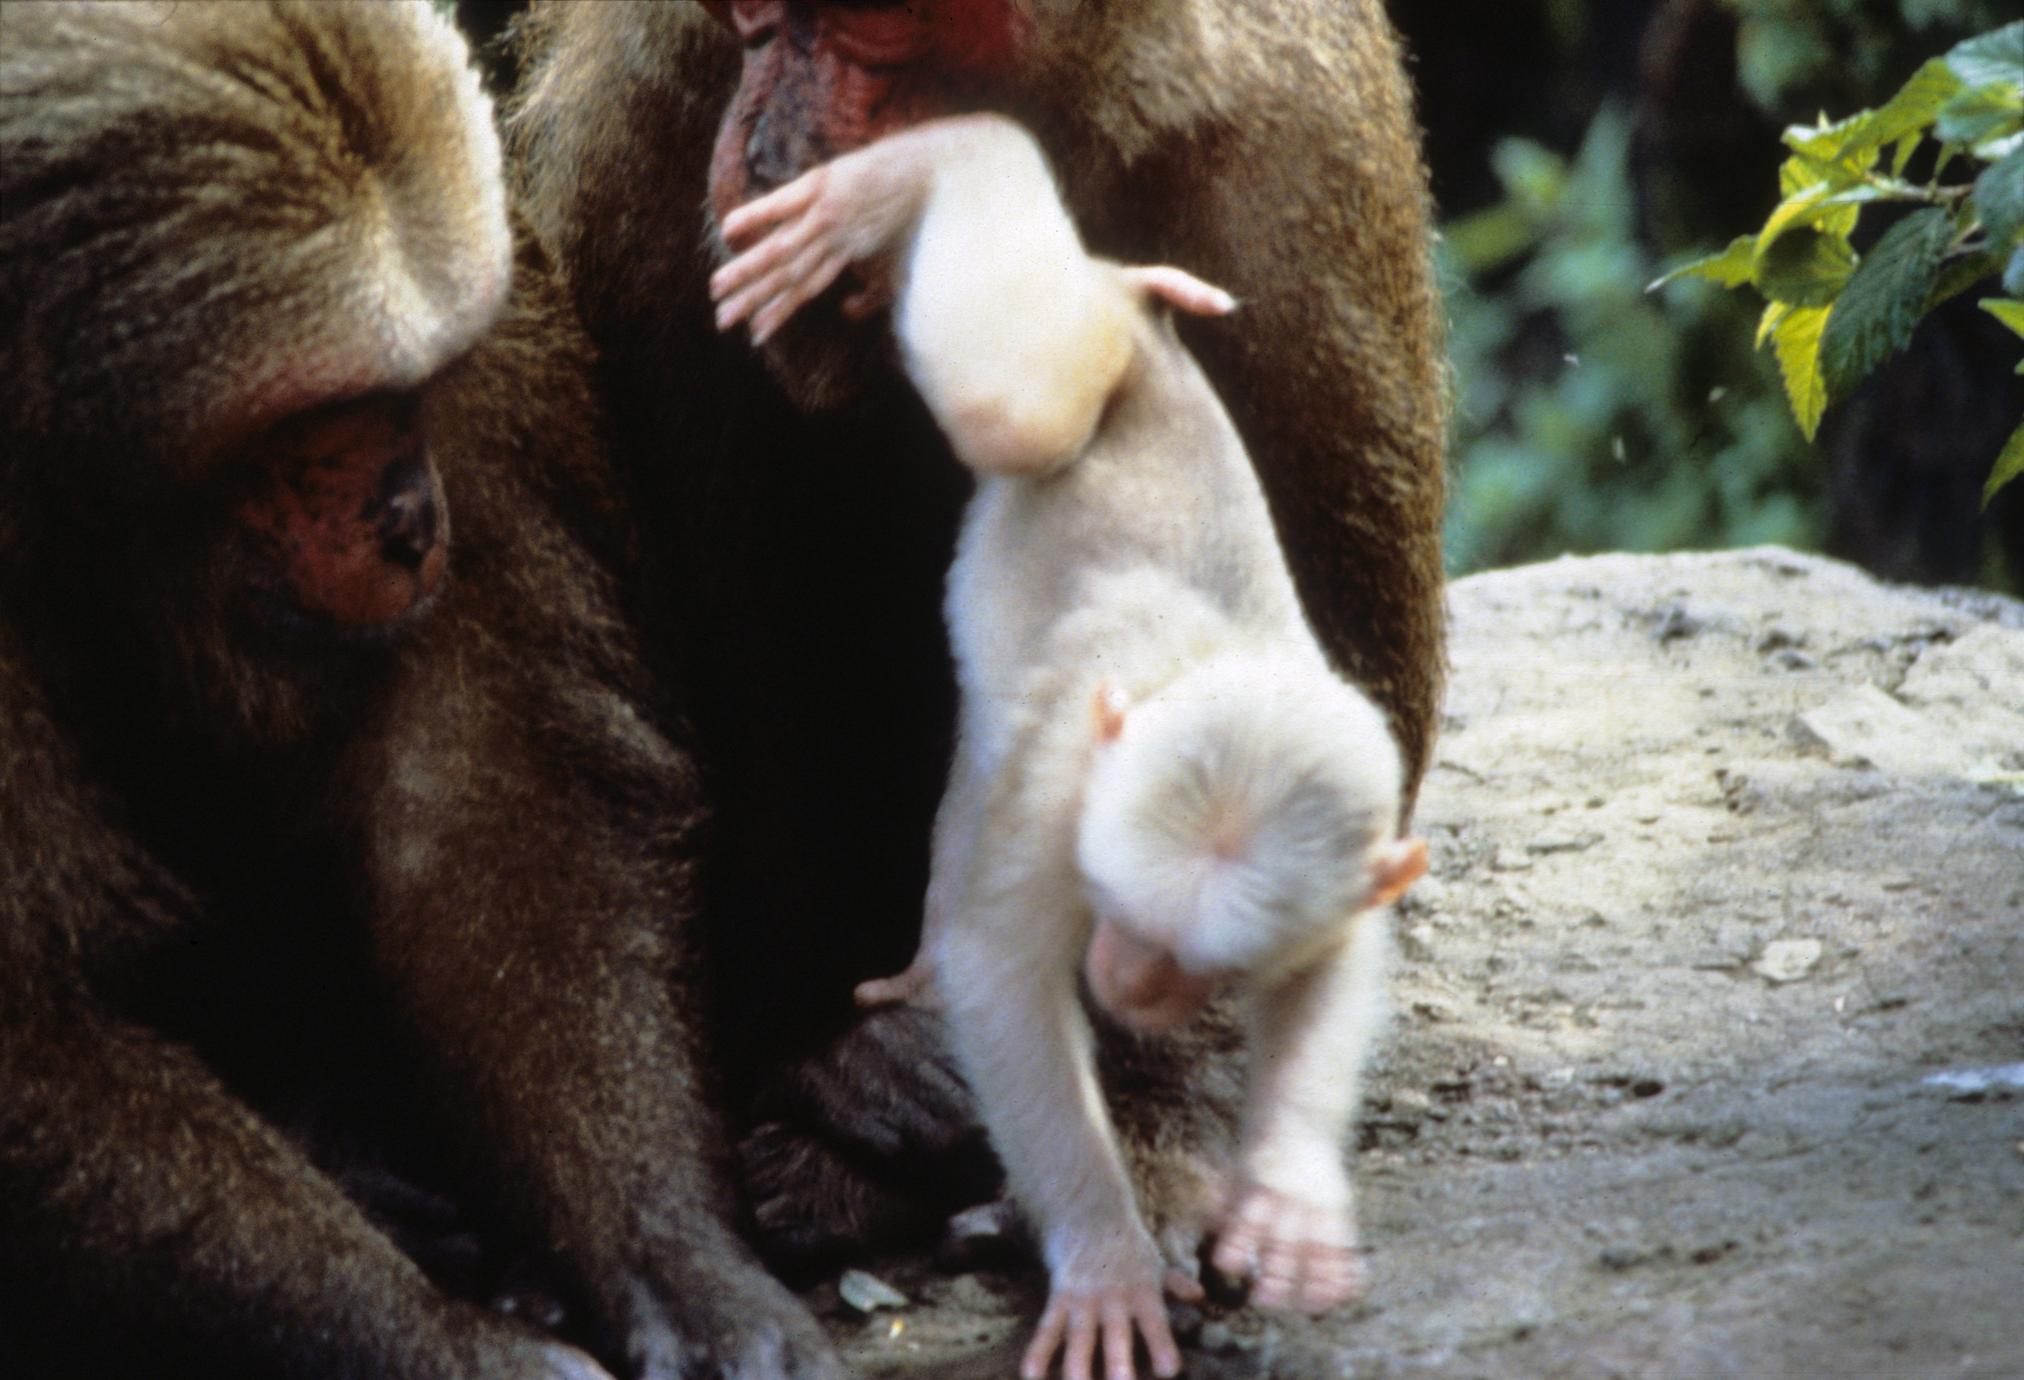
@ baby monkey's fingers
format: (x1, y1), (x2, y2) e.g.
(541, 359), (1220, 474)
(1022, 1284), (1181, 1380)
(711, 214), (816, 312)
(719, 169), (825, 249)
(748, 248), (851, 345)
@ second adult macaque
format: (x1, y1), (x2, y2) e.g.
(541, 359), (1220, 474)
(713, 117), (1427, 1380)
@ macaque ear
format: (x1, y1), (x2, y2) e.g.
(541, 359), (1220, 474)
(1092, 682), (1129, 743)
(1369, 836), (1429, 908)
(1118, 264), (1238, 318)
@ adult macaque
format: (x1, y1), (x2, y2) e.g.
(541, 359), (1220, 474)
(0, 4), (835, 1377)
(508, 0), (1443, 1260)
(713, 117), (1428, 1380)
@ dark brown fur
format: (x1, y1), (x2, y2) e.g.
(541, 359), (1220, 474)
(506, 0), (1444, 1260)
(0, 4), (836, 1377)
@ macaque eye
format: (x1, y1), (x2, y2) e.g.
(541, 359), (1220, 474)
(819, 7), (931, 68)
(728, 0), (786, 47)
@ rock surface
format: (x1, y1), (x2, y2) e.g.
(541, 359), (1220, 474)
(812, 549), (2024, 1379)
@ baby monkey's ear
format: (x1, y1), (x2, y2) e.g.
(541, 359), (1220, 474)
(1092, 682), (1130, 743)
(1118, 264), (1238, 318)
(1369, 837), (1429, 908)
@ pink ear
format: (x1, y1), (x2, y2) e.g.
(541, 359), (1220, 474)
(1369, 836), (1428, 907)
(1092, 682), (1129, 743)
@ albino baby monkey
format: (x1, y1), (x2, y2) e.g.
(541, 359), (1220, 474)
(713, 115), (1427, 1380)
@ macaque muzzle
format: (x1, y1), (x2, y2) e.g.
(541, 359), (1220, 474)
(1085, 915), (1224, 1034)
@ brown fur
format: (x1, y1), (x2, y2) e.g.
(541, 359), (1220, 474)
(506, 0), (1444, 1259)
(0, 4), (836, 1377)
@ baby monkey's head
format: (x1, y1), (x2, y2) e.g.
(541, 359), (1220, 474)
(1075, 652), (1427, 1034)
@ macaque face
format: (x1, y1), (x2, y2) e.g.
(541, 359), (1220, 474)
(1076, 667), (1429, 1033)
(1082, 827), (1427, 1035)
(703, 0), (1023, 406)
(1083, 910), (1227, 1035)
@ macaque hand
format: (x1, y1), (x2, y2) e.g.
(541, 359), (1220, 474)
(1023, 1236), (1201, 1380)
(712, 133), (937, 344)
(1209, 1171), (1365, 1315)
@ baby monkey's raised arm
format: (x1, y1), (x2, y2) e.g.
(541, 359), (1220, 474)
(714, 115), (1231, 476)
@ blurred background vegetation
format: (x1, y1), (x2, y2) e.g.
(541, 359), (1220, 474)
(456, 0), (2024, 591)
(1389, 0), (2022, 589)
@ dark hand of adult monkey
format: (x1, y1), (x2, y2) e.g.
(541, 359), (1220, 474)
(508, 0), (1445, 1272)
(0, 4), (838, 1378)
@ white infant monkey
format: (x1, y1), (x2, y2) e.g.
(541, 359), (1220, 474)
(713, 115), (1427, 1380)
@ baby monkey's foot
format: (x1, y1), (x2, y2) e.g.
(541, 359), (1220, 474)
(1209, 1181), (1366, 1314)
(852, 958), (937, 1009)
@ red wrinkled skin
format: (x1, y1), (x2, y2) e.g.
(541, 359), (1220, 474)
(233, 399), (447, 628)
(707, 0), (1021, 228)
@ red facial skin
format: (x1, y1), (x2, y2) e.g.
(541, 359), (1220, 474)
(1084, 918), (1222, 1036)
(705, 0), (1023, 229)
(233, 396), (448, 628)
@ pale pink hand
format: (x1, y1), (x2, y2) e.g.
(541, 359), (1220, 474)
(1210, 1180), (1365, 1314)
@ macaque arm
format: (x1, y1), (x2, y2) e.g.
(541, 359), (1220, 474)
(0, 682), (570, 1375)
(1213, 908), (1393, 1314)
(709, 113), (1138, 476)
(936, 884), (1183, 1380)
(894, 120), (1138, 477)
(365, 649), (820, 1369)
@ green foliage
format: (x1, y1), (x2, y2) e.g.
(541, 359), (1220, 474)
(1819, 205), (1956, 395)
(1728, 0), (2017, 115)
(1654, 21), (2024, 506)
(1441, 111), (1823, 574)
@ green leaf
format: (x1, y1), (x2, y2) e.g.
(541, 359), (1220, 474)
(1649, 235), (1757, 291)
(1974, 148), (2024, 251)
(1782, 112), (1873, 162)
(1758, 229), (1858, 306)
(1936, 83), (2024, 149)
(1944, 22), (2024, 93)
(1445, 203), (1539, 274)
(1985, 421), (2024, 510)
(1926, 250), (2003, 313)
(1818, 59), (1964, 161)
(1490, 137), (1567, 211)
(1770, 304), (1832, 441)
(1820, 207), (1958, 398)
(1769, 150), (1872, 242)
(1983, 297), (2024, 338)
(1779, 145), (1869, 191)
(1756, 300), (1791, 350)
(2007, 244), (2024, 296)
(1759, 187), (1849, 259)
(1891, 132), (1921, 179)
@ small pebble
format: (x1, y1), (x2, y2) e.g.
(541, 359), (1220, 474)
(1752, 938), (1823, 984)
(838, 1269), (909, 1314)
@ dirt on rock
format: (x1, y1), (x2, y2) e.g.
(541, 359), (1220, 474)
(809, 548), (2024, 1380)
